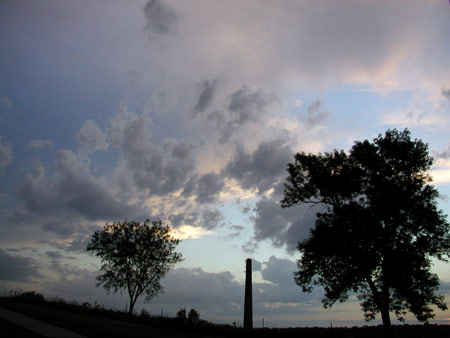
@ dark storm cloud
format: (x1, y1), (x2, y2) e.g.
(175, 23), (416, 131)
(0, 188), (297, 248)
(252, 194), (319, 252)
(193, 79), (218, 114)
(45, 251), (63, 260)
(37, 262), (321, 321)
(182, 172), (225, 204)
(199, 208), (225, 230)
(157, 263), (320, 320)
(168, 213), (185, 228)
(11, 151), (144, 235)
(143, 0), (177, 36)
(224, 139), (293, 194)
(228, 85), (277, 119)
(54, 150), (137, 220)
(44, 233), (92, 253)
(442, 88), (450, 101)
(108, 111), (196, 196)
(0, 248), (42, 282)
(206, 86), (279, 143)
(195, 173), (224, 204)
(160, 268), (242, 307)
(251, 258), (262, 272)
(41, 268), (121, 303)
(169, 206), (224, 230)
(261, 255), (297, 287)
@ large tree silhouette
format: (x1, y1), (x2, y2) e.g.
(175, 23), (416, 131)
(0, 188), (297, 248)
(87, 219), (182, 314)
(281, 129), (450, 338)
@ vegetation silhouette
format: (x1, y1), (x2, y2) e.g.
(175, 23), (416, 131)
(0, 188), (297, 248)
(2, 291), (450, 337)
(87, 219), (183, 314)
(281, 129), (450, 338)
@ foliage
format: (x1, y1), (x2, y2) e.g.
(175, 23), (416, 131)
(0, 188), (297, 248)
(13, 290), (44, 303)
(188, 308), (200, 327)
(176, 308), (187, 322)
(87, 219), (183, 314)
(3, 291), (450, 338)
(281, 129), (450, 336)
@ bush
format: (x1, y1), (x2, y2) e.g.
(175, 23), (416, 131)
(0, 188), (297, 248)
(16, 291), (44, 303)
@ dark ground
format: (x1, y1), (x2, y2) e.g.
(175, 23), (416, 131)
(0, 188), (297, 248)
(1, 295), (450, 338)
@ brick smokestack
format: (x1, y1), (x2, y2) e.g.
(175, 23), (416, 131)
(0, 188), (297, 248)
(244, 258), (253, 329)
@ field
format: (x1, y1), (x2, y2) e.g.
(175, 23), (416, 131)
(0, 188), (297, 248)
(1, 292), (450, 338)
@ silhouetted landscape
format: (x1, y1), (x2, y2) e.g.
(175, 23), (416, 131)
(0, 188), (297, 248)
(2, 2), (450, 338)
(1, 291), (450, 338)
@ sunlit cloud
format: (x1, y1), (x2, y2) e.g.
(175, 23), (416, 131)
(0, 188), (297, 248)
(171, 225), (216, 240)
(431, 169), (450, 185)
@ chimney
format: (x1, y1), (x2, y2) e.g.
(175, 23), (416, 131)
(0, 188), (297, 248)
(244, 258), (253, 329)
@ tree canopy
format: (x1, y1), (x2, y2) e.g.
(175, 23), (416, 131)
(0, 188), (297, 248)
(87, 219), (183, 314)
(281, 129), (450, 337)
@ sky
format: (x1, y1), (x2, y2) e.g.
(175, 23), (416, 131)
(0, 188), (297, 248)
(1, 0), (450, 328)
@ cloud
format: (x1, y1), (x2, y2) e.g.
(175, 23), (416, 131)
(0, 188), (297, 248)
(146, 1), (449, 99)
(442, 88), (450, 102)
(431, 168), (450, 185)
(251, 258), (262, 272)
(171, 225), (215, 240)
(0, 248), (42, 282)
(53, 150), (139, 221)
(76, 120), (108, 152)
(193, 79), (219, 114)
(305, 100), (330, 126)
(242, 240), (258, 255)
(228, 85), (277, 121)
(168, 206), (225, 230)
(153, 259), (319, 321)
(224, 139), (293, 194)
(41, 267), (127, 306)
(143, 0), (177, 36)
(261, 255), (297, 287)
(11, 150), (144, 236)
(252, 194), (319, 252)
(435, 145), (450, 160)
(206, 86), (279, 143)
(0, 96), (12, 112)
(227, 225), (245, 240)
(45, 250), (64, 260)
(107, 108), (196, 197)
(154, 267), (243, 319)
(381, 108), (450, 129)
(0, 136), (13, 174)
(182, 172), (225, 204)
(43, 232), (95, 254)
(26, 138), (53, 150)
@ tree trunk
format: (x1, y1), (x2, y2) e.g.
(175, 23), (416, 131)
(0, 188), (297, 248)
(380, 306), (394, 338)
(366, 276), (394, 338)
(129, 296), (136, 314)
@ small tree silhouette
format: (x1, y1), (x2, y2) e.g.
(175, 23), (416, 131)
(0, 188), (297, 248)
(87, 219), (183, 314)
(187, 308), (200, 327)
(176, 308), (187, 323)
